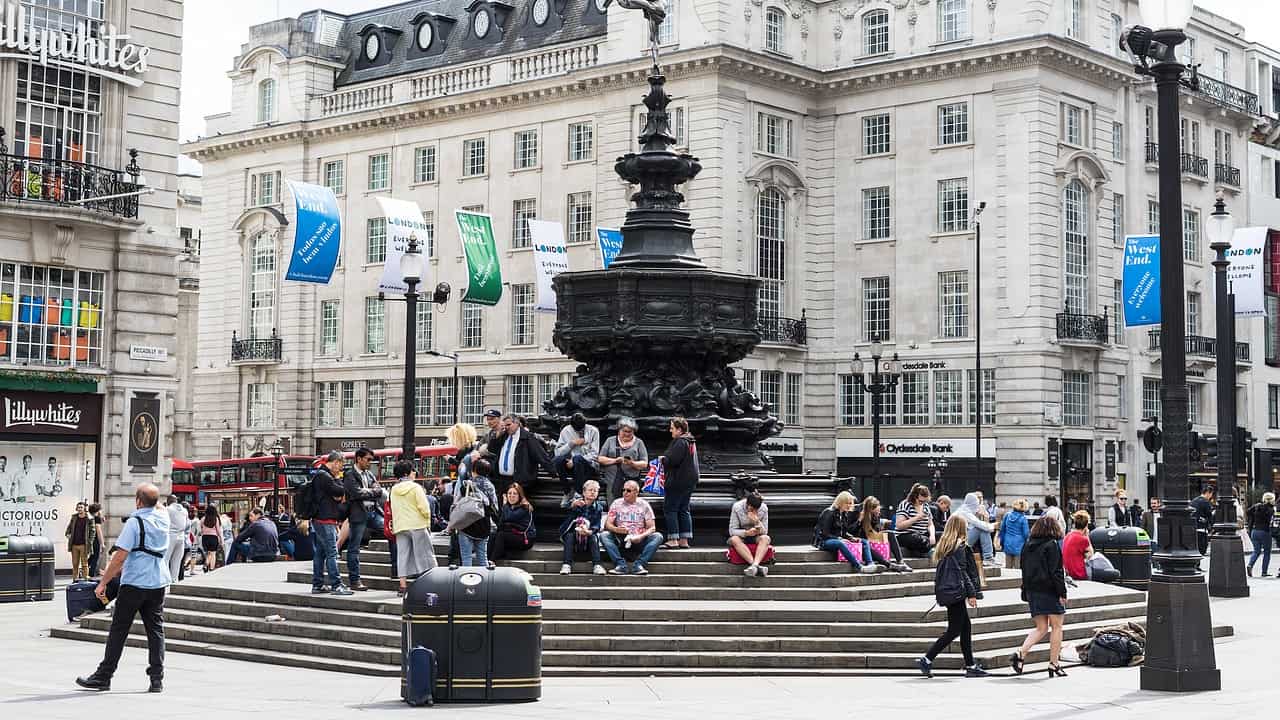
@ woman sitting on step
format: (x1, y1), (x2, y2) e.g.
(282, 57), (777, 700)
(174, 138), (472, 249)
(559, 479), (607, 575)
(489, 483), (536, 563)
(815, 492), (891, 574)
(852, 496), (911, 573)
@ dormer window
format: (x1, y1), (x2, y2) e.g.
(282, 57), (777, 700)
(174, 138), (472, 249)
(464, 1), (514, 43)
(409, 13), (456, 59)
(356, 24), (400, 69)
(416, 22), (434, 50)
(363, 33), (380, 61)
(473, 9), (491, 38)
(531, 0), (550, 26)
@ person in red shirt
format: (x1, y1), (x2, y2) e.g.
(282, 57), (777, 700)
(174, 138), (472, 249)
(1061, 511), (1093, 580)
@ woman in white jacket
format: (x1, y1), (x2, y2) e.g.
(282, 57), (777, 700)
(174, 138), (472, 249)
(957, 491), (998, 568)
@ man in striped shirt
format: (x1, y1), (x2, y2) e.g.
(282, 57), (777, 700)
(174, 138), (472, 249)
(895, 483), (935, 558)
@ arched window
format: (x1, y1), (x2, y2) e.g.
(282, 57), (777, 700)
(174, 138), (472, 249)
(248, 230), (277, 338)
(1063, 180), (1090, 314)
(757, 188), (787, 318)
(863, 9), (890, 55)
(764, 7), (785, 53)
(257, 78), (276, 123)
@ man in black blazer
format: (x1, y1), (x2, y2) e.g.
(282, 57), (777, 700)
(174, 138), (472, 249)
(340, 448), (383, 591)
(492, 414), (555, 492)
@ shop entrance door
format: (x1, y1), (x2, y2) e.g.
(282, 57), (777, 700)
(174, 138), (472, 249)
(1061, 441), (1095, 519)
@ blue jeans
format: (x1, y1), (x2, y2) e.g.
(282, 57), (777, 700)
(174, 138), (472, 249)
(279, 539), (296, 559)
(226, 541), (251, 564)
(459, 534), (488, 567)
(967, 526), (994, 561)
(554, 455), (595, 494)
(599, 531), (664, 572)
(821, 538), (865, 568)
(562, 532), (602, 565)
(346, 520), (367, 585)
(663, 488), (693, 540)
(311, 522), (340, 589)
(1249, 529), (1272, 574)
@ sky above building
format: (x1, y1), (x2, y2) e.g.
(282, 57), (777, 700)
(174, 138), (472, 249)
(177, 0), (1280, 145)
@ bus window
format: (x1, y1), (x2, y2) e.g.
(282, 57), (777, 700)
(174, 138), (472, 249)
(219, 466), (240, 485)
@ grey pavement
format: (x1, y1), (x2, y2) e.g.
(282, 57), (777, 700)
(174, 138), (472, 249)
(1, 563), (1276, 719)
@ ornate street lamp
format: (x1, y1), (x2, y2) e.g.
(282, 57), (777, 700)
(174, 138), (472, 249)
(400, 236), (426, 461)
(1121, 0), (1221, 692)
(851, 337), (902, 486)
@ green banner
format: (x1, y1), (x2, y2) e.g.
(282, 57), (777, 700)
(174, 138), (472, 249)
(455, 209), (504, 306)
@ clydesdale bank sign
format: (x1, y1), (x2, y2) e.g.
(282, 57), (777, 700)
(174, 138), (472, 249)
(0, 3), (151, 87)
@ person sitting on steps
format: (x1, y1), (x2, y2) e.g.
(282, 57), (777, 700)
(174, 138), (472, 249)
(815, 492), (883, 574)
(727, 492), (774, 577)
(600, 479), (663, 575)
(852, 496), (911, 573)
(226, 507), (279, 564)
(894, 484), (935, 558)
(559, 479), (607, 575)
(554, 413), (601, 508)
(489, 483), (536, 563)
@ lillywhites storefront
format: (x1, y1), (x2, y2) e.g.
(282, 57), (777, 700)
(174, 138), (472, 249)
(0, 389), (102, 569)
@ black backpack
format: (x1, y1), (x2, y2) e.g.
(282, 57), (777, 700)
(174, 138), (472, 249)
(292, 472), (319, 520)
(934, 550), (968, 606)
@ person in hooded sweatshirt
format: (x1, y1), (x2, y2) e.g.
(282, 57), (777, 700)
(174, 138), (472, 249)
(957, 491), (998, 568)
(1010, 514), (1069, 678)
(998, 498), (1031, 569)
(389, 460), (437, 597)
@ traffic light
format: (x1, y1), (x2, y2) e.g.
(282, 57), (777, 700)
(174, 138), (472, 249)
(1201, 433), (1219, 466)
(1188, 430), (1202, 462)
(1234, 428), (1253, 470)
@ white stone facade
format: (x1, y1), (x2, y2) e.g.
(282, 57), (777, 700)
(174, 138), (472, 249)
(185, 0), (1280, 511)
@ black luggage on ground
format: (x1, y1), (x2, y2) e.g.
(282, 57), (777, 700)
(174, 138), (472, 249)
(0, 535), (55, 603)
(65, 581), (98, 621)
(405, 645), (438, 706)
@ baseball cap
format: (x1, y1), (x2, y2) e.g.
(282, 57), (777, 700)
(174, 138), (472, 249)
(484, 408), (502, 418)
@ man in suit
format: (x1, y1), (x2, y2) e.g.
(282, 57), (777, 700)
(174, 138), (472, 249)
(493, 414), (555, 492)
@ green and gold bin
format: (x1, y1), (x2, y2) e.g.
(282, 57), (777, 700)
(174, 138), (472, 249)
(0, 535), (56, 602)
(1089, 527), (1152, 590)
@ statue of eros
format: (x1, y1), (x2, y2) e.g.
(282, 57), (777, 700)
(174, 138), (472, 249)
(615, 0), (668, 68)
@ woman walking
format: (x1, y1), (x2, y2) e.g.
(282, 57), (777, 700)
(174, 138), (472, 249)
(998, 498), (1031, 569)
(390, 460), (437, 597)
(1010, 514), (1069, 677)
(660, 417), (698, 549)
(199, 506), (222, 570)
(490, 484), (536, 562)
(917, 514), (987, 678)
(1246, 492), (1275, 577)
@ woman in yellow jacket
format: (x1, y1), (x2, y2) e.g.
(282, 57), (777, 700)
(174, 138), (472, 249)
(390, 459), (437, 596)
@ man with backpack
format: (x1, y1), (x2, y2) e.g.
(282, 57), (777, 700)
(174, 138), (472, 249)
(302, 451), (353, 595)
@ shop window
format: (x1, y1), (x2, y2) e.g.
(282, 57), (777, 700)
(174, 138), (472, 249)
(0, 262), (105, 368)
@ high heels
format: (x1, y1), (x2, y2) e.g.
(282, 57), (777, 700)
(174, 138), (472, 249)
(1009, 652), (1024, 675)
(1047, 664), (1068, 678)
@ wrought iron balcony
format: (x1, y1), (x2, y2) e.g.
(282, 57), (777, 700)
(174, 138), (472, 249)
(232, 330), (283, 363)
(759, 315), (807, 345)
(1145, 142), (1159, 164)
(0, 136), (141, 220)
(1214, 163), (1241, 188)
(1055, 311), (1109, 345)
(1180, 153), (1208, 178)
(1191, 75), (1260, 117)
(1147, 330), (1234, 361)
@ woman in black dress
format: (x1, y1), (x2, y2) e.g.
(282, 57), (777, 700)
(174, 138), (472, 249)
(1010, 514), (1069, 677)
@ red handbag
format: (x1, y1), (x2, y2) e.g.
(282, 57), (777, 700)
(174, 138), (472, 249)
(726, 544), (776, 565)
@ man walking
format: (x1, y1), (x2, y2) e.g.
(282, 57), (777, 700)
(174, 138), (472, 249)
(76, 483), (170, 693)
(65, 502), (97, 581)
(311, 451), (353, 595)
(341, 448), (383, 591)
(163, 495), (187, 583)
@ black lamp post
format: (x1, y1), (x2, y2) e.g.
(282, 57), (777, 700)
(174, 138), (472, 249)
(399, 236), (426, 461)
(1121, 0), (1221, 692)
(269, 439), (284, 515)
(851, 337), (902, 486)
(1207, 196), (1248, 598)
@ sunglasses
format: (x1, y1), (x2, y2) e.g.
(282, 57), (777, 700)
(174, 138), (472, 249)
(624, 487), (639, 493)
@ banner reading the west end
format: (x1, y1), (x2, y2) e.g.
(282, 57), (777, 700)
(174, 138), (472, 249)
(1123, 234), (1161, 327)
(1227, 226), (1268, 317)
(529, 219), (569, 312)
(455, 209), (503, 306)
(284, 180), (342, 284)
(596, 227), (623, 269)
(375, 197), (431, 295)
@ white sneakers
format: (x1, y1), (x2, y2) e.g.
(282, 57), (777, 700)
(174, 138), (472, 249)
(563, 564), (608, 575)
(859, 564), (883, 574)
(593, 564), (607, 575)
(744, 565), (758, 577)
(559, 564), (572, 575)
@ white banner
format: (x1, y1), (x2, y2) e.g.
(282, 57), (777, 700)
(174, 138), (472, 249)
(375, 197), (431, 295)
(0, 442), (94, 570)
(1227, 227), (1268, 317)
(529, 219), (570, 312)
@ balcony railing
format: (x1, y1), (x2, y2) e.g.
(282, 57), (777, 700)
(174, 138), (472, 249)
(1191, 75), (1260, 116)
(0, 138), (141, 220)
(1056, 311), (1109, 345)
(1145, 142), (1159, 164)
(1180, 153), (1208, 178)
(1147, 330), (1243, 362)
(1236, 342), (1251, 363)
(759, 315), (807, 345)
(1214, 163), (1241, 188)
(232, 330), (283, 363)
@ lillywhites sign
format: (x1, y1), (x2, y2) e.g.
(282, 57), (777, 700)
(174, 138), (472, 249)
(0, 4), (151, 87)
(5, 398), (82, 430)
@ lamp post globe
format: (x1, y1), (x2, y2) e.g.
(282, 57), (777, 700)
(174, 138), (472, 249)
(1206, 196), (1236, 252)
(401, 236), (425, 285)
(851, 353), (864, 377)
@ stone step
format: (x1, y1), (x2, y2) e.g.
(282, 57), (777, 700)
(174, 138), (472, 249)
(82, 608), (403, 649)
(365, 540), (867, 565)
(353, 554), (933, 575)
(165, 595), (404, 632)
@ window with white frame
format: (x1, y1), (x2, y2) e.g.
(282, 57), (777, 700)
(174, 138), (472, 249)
(365, 297), (385, 353)
(323, 160), (345, 195)
(879, 383), (899, 426)
(568, 121), (594, 161)
(1214, 48), (1229, 83)
(863, 113), (891, 155)
(341, 381), (357, 426)
(937, 178), (969, 233)
(1188, 383), (1201, 424)
(320, 300), (340, 356)
(863, 9), (890, 55)
(937, 102), (970, 145)
(567, 192), (593, 244)
(967, 369), (995, 425)
(247, 383), (274, 429)
(757, 187), (787, 319)
(938, 270), (969, 338)
(508, 375), (535, 416)
(1214, 129), (1232, 168)
(462, 377), (485, 425)
(1065, 0), (1082, 39)
(461, 303), (484, 348)
(463, 138), (487, 177)
(413, 378), (432, 425)
(863, 187), (891, 241)
(510, 283), (535, 346)
(512, 198), (537, 249)
(367, 153), (390, 191)
(938, 0), (969, 42)
(934, 370), (964, 425)
(657, 0), (677, 44)
(251, 171), (279, 206)
(760, 371), (782, 414)
(1117, 374), (1128, 418)
(317, 382), (339, 427)
(248, 231), (276, 338)
(757, 112), (794, 157)
(434, 377), (456, 425)
(416, 299), (433, 352)
(1183, 208), (1200, 262)
(1113, 193), (1125, 246)
(1113, 280), (1124, 342)
(1113, 121), (1125, 160)
(14, 57), (102, 166)
(1064, 180), (1090, 314)
(765, 7), (786, 53)
(367, 381), (386, 426)
(1186, 291), (1201, 335)
(421, 212), (436, 258)
(540, 373), (567, 409)
(1061, 103), (1088, 146)
(1269, 385), (1279, 429)
(863, 276), (891, 342)
(366, 218), (387, 264)
(902, 372), (930, 426)
(785, 373), (801, 425)
(1142, 378), (1161, 419)
(740, 368), (758, 395)
(257, 79), (276, 123)
(839, 375), (866, 426)
(1182, 35), (1196, 68)
(1147, 200), (1160, 234)
(639, 106), (687, 147)
(1145, 105), (1155, 144)
(414, 146), (437, 183)
(1111, 14), (1124, 58)
(514, 130), (539, 169)
(1063, 371), (1091, 426)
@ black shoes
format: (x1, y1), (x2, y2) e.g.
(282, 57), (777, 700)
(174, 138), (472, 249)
(1048, 664), (1068, 678)
(964, 663), (990, 678)
(1009, 652), (1025, 675)
(75, 675), (110, 691)
(916, 657), (933, 678)
(149, 677), (163, 693)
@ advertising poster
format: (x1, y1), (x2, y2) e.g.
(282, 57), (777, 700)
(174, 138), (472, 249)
(1226, 226), (1267, 317)
(376, 197), (432, 295)
(596, 227), (623, 269)
(284, 180), (342, 284)
(455, 209), (503, 306)
(529, 219), (570, 312)
(1123, 234), (1161, 327)
(0, 442), (95, 570)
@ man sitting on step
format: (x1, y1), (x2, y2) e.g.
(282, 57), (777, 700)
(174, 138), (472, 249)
(226, 507), (280, 564)
(727, 492), (773, 577)
(599, 479), (664, 575)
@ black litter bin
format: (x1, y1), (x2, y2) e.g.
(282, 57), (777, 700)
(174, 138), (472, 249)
(1089, 527), (1151, 590)
(0, 535), (55, 602)
(402, 566), (542, 703)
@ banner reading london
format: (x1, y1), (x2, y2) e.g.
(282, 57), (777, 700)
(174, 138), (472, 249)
(455, 209), (503, 306)
(1122, 234), (1161, 327)
(284, 180), (342, 284)
(377, 197), (432, 295)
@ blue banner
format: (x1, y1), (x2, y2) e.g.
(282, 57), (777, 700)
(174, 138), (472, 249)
(285, 180), (342, 284)
(596, 227), (623, 269)
(1122, 234), (1161, 327)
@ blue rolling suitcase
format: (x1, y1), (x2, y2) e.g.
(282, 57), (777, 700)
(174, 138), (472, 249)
(405, 646), (437, 707)
(65, 581), (99, 622)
